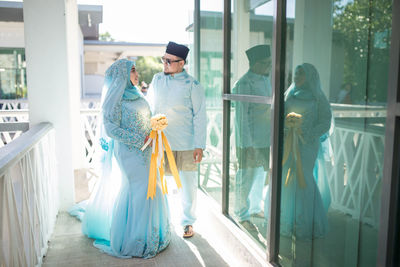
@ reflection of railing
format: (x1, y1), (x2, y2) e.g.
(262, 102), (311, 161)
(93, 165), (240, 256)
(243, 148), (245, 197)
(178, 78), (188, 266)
(0, 122), (58, 266)
(201, 104), (386, 228)
(328, 120), (384, 228)
(329, 104), (385, 228)
(331, 103), (386, 118)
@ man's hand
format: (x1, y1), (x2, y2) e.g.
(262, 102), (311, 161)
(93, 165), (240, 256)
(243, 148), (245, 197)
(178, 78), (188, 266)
(193, 148), (203, 163)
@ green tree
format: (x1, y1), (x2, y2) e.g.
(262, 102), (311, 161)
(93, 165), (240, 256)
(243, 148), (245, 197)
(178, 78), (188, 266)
(99, 31), (114, 42)
(333, 0), (392, 104)
(135, 56), (163, 85)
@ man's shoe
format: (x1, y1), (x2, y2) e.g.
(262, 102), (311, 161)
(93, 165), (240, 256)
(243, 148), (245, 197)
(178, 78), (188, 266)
(251, 211), (265, 218)
(183, 225), (194, 238)
(240, 220), (258, 233)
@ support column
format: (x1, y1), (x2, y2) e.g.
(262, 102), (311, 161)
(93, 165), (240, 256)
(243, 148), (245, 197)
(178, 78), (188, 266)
(233, 0), (250, 82)
(23, 0), (83, 210)
(293, 0), (333, 97)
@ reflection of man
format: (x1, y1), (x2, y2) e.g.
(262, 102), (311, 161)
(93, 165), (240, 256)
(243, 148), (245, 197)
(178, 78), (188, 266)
(233, 45), (272, 229)
(148, 41), (206, 238)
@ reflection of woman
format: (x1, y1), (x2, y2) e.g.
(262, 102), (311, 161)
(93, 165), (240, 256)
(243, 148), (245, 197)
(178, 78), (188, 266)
(78, 59), (170, 258)
(280, 63), (331, 239)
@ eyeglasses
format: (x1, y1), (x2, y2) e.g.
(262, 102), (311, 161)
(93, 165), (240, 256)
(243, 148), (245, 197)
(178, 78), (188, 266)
(161, 57), (183, 66)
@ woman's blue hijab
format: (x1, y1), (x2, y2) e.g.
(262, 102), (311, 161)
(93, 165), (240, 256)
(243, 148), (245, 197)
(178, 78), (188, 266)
(102, 59), (142, 125)
(285, 63), (326, 102)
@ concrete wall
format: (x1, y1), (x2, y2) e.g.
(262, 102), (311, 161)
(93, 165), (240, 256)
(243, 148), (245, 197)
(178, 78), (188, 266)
(0, 22), (24, 48)
(83, 74), (104, 97)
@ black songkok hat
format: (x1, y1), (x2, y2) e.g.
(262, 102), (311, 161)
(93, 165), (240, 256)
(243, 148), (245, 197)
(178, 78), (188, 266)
(166, 41), (189, 60)
(245, 45), (271, 64)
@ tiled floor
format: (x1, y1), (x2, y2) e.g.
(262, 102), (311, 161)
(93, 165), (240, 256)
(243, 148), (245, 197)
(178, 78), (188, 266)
(42, 187), (263, 267)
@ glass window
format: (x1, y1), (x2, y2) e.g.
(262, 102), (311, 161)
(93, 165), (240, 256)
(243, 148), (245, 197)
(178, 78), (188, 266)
(0, 48), (27, 99)
(278, 0), (392, 266)
(198, 0), (224, 204)
(228, 0), (274, 250)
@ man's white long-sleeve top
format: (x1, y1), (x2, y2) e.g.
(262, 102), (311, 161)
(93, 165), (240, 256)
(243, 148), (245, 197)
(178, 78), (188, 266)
(148, 70), (207, 151)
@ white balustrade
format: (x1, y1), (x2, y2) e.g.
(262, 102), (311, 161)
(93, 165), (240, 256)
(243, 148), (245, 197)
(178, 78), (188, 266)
(0, 99), (386, 229)
(0, 123), (58, 267)
(80, 108), (100, 164)
(0, 100), (29, 148)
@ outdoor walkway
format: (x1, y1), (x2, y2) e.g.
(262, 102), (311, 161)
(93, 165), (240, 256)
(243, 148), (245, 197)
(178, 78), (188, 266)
(41, 187), (264, 267)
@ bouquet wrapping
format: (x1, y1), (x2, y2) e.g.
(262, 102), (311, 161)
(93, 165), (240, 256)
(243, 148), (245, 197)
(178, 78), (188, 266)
(141, 114), (182, 199)
(282, 112), (306, 188)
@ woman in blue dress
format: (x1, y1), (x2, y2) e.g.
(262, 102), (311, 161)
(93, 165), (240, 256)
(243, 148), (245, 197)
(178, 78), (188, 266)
(280, 63), (331, 239)
(77, 59), (170, 258)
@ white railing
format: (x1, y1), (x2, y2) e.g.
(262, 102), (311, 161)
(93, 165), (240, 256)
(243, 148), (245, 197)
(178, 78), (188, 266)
(199, 108), (237, 188)
(0, 100), (386, 228)
(0, 122), (58, 267)
(0, 100), (29, 148)
(0, 99), (101, 162)
(80, 98), (101, 164)
(80, 97), (101, 110)
(80, 108), (100, 164)
(328, 121), (384, 228)
(0, 99), (29, 111)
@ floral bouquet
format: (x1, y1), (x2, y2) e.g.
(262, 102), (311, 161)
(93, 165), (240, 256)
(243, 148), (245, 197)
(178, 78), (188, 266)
(285, 112), (303, 128)
(141, 114), (181, 199)
(150, 114), (168, 131)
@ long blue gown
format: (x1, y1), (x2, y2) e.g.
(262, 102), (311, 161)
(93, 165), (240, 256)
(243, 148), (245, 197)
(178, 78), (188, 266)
(71, 59), (170, 259)
(280, 63), (331, 239)
(95, 94), (170, 258)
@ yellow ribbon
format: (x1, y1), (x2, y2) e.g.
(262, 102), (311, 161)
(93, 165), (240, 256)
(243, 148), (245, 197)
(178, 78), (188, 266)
(282, 127), (306, 188)
(143, 130), (182, 199)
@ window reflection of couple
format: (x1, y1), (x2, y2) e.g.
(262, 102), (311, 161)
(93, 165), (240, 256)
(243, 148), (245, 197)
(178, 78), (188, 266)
(234, 45), (332, 240)
(69, 41), (207, 259)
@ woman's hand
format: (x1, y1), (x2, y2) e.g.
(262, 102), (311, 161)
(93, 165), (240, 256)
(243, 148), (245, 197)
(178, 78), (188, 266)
(143, 135), (152, 147)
